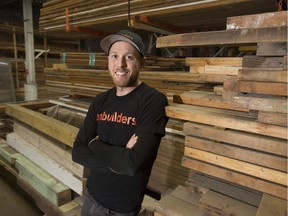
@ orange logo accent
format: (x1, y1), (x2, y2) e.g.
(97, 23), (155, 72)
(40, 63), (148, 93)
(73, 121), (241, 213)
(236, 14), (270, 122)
(96, 111), (136, 126)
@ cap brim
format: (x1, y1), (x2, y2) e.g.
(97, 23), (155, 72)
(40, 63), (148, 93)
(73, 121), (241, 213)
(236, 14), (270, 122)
(100, 35), (141, 55)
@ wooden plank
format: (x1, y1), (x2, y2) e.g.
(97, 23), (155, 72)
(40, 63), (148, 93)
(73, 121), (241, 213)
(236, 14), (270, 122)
(173, 90), (249, 112)
(183, 122), (287, 157)
(0, 160), (66, 216)
(258, 111), (287, 127)
(257, 42), (287, 56)
(0, 143), (71, 207)
(226, 11), (287, 29)
(224, 80), (287, 96)
(184, 147), (287, 186)
(185, 135), (287, 172)
(6, 132), (84, 195)
(256, 193), (287, 216)
(238, 69), (287, 83)
(13, 121), (87, 178)
(155, 194), (203, 216)
(185, 57), (242, 66)
(242, 56), (284, 69)
(166, 104), (287, 139)
(232, 93), (287, 113)
(199, 190), (257, 216)
(170, 185), (201, 206)
(5, 104), (79, 147)
(182, 157), (287, 200)
(189, 65), (241, 75)
(188, 172), (262, 207)
(156, 26), (287, 48)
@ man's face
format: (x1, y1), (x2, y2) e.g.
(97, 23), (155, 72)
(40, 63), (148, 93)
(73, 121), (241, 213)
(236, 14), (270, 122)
(108, 41), (144, 88)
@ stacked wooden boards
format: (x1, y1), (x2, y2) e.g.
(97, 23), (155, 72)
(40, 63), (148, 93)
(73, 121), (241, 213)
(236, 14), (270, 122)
(39, 0), (277, 34)
(157, 10), (287, 215)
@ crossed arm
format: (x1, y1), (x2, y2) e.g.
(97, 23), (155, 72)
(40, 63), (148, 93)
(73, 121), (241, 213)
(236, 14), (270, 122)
(72, 131), (161, 176)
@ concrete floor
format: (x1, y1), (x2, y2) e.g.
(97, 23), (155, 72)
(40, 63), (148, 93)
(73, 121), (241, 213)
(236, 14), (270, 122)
(0, 176), (43, 216)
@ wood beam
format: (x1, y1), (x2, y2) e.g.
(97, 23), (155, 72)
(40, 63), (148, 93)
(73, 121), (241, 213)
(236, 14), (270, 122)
(156, 26), (287, 48)
(129, 15), (189, 35)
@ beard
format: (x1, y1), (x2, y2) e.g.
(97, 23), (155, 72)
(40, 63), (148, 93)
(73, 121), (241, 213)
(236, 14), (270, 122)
(110, 71), (139, 88)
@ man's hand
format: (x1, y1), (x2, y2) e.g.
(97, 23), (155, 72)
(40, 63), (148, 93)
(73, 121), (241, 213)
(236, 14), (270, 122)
(126, 134), (138, 149)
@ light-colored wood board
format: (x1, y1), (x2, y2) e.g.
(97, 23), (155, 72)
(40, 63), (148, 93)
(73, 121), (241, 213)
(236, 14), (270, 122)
(166, 104), (287, 139)
(185, 57), (242, 66)
(182, 157), (287, 200)
(0, 143), (71, 207)
(5, 104), (79, 147)
(13, 121), (87, 178)
(185, 135), (287, 172)
(184, 147), (287, 186)
(173, 90), (248, 111)
(183, 122), (287, 156)
(6, 132), (84, 195)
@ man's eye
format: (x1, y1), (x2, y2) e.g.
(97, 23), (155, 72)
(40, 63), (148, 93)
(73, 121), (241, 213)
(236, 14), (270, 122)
(110, 54), (117, 59)
(126, 55), (134, 60)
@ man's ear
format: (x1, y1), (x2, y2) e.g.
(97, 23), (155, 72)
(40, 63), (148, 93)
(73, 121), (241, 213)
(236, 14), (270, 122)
(140, 57), (146, 68)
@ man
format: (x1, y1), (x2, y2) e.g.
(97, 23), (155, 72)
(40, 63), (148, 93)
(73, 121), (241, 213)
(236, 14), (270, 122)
(72, 29), (169, 216)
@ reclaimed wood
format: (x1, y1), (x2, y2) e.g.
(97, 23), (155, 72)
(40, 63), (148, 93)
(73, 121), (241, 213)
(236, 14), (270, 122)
(156, 26), (287, 48)
(185, 135), (287, 172)
(232, 93), (287, 113)
(13, 121), (87, 178)
(5, 104), (79, 147)
(155, 194), (203, 216)
(199, 190), (257, 216)
(242, 56), (285, 69)
(184, 147), (287, 186)
(6, 132), (84, 195)
(258, 111), (287, 127)
(182, 157), (287, 200)
(166, 104), (287, 139)
(188, 172), (262, 207)
(0, 160), (68, 216)
(256, 193), (287, 216)
(238, 69), (287, 83)
(257, 42), (287, 56)
(223, 80), (287, 96)
(173, 90), (249, 112)
(0, 143), (71, 207)
(226, 11), (287, 29)
(183, 122), (287, 157)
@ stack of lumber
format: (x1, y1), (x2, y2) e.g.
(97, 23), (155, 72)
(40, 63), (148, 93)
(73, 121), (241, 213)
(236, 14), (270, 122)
(2, 98), (190, 204)
(60, 52), (108, 68)
(57, 52), (186, 71)
(44, 64), (213, 101)
(157, 10), (287, 215)
(39, 0), (211, 32)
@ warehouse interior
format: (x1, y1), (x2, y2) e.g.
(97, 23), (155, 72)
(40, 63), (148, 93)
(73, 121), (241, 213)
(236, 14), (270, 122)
(0, 0), (287, 215)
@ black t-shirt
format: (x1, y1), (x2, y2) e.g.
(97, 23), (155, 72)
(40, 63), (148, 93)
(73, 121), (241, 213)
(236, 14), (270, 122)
(72, 82), (168, 213)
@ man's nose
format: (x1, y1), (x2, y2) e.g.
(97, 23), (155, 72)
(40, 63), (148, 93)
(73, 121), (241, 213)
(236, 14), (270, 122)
(117, 56), (127, 67)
